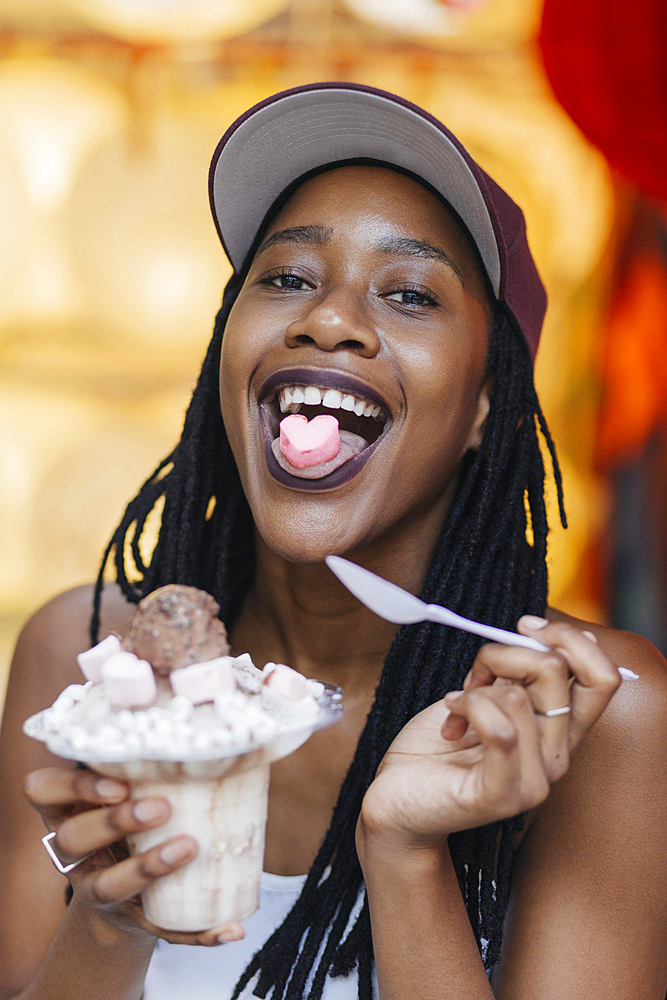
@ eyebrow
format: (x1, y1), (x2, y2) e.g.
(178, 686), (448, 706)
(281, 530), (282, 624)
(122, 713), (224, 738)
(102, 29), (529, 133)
(376, 236), (464, 285)
(256, 225), (333, 255)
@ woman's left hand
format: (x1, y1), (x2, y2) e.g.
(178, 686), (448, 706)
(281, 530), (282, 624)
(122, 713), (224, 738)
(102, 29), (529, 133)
(359, 619), (621, 847)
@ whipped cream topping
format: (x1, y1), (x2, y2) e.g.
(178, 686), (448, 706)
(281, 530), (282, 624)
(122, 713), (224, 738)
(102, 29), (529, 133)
(33, 651), (327, 761)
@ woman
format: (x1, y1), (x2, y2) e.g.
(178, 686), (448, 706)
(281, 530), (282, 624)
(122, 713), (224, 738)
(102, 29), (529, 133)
(1, 83), (667, 1000)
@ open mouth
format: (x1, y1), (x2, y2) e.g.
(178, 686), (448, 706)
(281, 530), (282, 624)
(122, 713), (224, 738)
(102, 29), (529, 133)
(258, 368), (392, 491)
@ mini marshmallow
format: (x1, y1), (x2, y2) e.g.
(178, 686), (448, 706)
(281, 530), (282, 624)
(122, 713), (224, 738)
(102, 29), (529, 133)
(263, 663), (312, 702)
(101, 651), (157, 708)
(77, 634), (122, 684)
(169, 695), (194, 721)
(169, 656), (236, 705)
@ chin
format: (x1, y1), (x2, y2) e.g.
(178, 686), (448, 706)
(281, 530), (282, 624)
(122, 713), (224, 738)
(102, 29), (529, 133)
(251, 497), (380, 566)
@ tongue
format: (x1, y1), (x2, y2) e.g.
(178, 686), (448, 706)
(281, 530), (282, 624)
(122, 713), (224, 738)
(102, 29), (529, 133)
(279, 413), (341, 468)
(274, 416), (367, 479)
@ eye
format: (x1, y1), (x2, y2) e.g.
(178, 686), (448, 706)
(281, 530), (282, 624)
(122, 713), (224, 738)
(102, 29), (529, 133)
(385, 285), (438, 308)
(260, 269), (311, 291)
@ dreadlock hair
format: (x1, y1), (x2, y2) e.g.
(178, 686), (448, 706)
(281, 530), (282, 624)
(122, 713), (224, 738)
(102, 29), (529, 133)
(92, 276), (565, 1000)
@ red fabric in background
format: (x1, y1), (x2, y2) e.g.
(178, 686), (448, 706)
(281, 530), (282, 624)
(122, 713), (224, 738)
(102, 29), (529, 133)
(596, 246), (667, 467)
(539, 0), (667, 204)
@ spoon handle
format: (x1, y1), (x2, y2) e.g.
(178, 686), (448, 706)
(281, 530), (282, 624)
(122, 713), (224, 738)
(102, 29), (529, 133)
(425, 603), (550, 652)
(425, 604), (638, 680)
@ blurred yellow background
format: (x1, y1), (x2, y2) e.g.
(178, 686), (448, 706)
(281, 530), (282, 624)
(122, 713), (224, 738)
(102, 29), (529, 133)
(0, 0), (617, 714)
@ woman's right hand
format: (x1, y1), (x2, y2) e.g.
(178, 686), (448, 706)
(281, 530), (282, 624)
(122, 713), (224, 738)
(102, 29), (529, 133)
(24, 766), (245, 947)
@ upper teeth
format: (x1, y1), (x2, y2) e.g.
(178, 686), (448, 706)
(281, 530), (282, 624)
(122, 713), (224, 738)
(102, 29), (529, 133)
(278, 386), (383, 418)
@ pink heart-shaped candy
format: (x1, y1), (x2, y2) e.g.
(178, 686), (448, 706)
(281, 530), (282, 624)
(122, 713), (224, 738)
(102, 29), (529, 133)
(279, 414), (341, 468)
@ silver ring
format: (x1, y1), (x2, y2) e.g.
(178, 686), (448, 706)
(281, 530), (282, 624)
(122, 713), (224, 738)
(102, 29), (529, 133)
(537, 705), (571, 718)
(42, 831), (93, 875)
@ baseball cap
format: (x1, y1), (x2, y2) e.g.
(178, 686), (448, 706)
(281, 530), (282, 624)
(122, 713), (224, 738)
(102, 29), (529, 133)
(209, 82), (546, 360)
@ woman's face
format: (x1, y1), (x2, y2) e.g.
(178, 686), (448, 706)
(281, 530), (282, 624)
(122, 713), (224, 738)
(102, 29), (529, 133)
(220, 165), (492, 564)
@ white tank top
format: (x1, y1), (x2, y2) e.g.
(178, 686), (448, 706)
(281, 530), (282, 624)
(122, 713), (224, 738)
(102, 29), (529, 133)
(143, 871), (378, 1000)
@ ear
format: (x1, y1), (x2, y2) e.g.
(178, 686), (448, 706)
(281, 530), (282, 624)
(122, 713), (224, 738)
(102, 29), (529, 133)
(465, 375), (493, 452)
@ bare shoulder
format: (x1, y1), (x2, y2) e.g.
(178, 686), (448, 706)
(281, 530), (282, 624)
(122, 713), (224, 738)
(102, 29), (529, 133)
(495, 612), (667, 997)
(1, 581), (137, 783)
(14, 581), (136, 670)
(547, 606), (667, 745)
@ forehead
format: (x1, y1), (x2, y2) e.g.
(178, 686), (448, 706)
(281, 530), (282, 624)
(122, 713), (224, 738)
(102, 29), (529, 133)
(270, 167), (461, 238)
(263, 165), (489, 289)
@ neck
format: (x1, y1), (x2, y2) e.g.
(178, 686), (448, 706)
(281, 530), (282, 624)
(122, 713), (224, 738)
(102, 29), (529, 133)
(230, 515), (444, 693)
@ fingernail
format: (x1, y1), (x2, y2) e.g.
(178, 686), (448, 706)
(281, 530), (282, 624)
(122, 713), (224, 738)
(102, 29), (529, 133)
(160, 840), (194, 865)
(582, 630), (598, 644)
(134, 798), (168, 823)
(95, 779), (126, 801)
(217, 929), (244, 944)
(445, 690), (464, 701)
(519, 615), (548, 629)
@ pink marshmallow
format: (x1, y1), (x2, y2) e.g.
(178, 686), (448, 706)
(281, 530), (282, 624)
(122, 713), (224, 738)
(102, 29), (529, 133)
(263, 663), (312, 702)
(77, 634), (122, 684)
(279, 414), (340, 469)
(101, 651), (157, 708)
(169, 656), (236, 704)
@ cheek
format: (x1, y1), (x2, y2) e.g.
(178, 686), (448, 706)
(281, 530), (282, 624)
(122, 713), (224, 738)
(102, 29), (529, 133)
(218, 320), (255, 464)
(398, 346), (487, 474)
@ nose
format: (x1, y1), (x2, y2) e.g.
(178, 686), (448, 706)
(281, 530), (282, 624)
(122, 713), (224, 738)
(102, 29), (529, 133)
(284, 289), (380, 358)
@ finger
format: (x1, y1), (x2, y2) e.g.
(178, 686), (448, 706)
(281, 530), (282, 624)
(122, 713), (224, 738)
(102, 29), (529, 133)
(465, 642), (572, 775)
(443, 687), (550, 823)
(491, 684), (553, 804)
(78, 835), (198, 909)
(152, 921), (247, 947)
(53, 797), (171, 862)
(24, 767), (129, 823)
(518, 618), (621, 749)
(464, 642), (572, 714)
(441, 691), (469, 741)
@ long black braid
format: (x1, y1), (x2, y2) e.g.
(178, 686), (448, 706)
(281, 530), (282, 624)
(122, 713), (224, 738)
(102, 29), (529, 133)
(92, 278), (565, 999)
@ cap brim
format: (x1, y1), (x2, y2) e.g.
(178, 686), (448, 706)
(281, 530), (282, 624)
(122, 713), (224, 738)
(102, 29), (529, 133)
(209, 84), (501, 295)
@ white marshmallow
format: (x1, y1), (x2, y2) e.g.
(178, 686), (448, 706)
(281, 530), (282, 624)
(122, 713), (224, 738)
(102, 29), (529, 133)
(169, 656), (236, 705)
(77, 634), (122, 684)
(101, 651), (157, 708)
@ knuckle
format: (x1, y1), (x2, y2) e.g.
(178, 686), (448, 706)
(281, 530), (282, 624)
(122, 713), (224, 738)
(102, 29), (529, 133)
(520, 775), (550, 810)
(489, 716), (517, 749)
(105, 804), (131, 835)
(465, 689), (483, 709)
(532, 776), (551, 807)
(500, 726), (518, 751)
(478, 643), (505, 666)
(90, 875), (117, 907)
(23, 771), (40, 802)
(542, 651), (569, 676)
(606, 666), (623, 692)
(502, 685), (529, 710)
(552, 623), (577, 644)
(475, 644), (493, 664)
(53, 825), (75, 855)
(137, 851), (166, 881)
